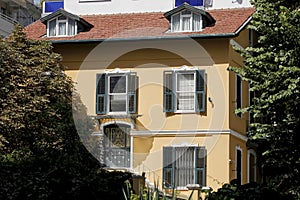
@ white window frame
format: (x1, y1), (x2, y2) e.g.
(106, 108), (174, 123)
(47, 15), (77, 37)
(107, 73), (128, 115)
(175, 70), (196, 113)
(171, 10), (202, 32)
(247, 149), (257, 183)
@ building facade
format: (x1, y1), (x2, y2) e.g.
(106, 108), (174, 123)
(0, 0), (41, 37)
(26, 0), (258, 199)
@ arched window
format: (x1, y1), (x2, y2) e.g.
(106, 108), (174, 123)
(103, 124), (131, 168)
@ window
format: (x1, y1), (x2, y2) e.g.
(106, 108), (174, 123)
(47, 15), (77, 37)
(235, 74), (242, 117)
(96, 71), (137, 114)
(164, 68), (205, 113)
(163, 146), (206, 188)
(175, 0), (204, 7)
(103, 124), (131, 168)
(236, 147), (242, 185)
(247, 150), (257, 182)
(171, 10), (202, 32)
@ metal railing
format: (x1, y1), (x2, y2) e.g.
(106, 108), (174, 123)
(0, 13), (19, 26)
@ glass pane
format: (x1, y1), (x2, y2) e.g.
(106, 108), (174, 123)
(58, 22), (66, 35)
(175, 147), (194, 187)
(109, 95), (126, 112)
(172, 14), (180, 32)
(177, 92), (194, 110)
(182, 17), (191, 31)
(68, 19), (76, 35)
(177, 73), (194, 92)
(193, 13), (201, 31)
(58, 15), (66, 20)
(49, 19), (56, 36)
(109, 75), (126, 93)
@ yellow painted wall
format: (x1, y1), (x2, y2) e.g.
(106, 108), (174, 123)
(61, 38), (231, 132)
(55, 34), (251, 195)
(228, 28), (251, 135)
(133, 134), (230, 191)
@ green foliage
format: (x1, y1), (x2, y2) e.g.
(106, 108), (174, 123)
(206, 180), (292, 200)
(0, 25), (131, 199)
(230, 0), (300, 198)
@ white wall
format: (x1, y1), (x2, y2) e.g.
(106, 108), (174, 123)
(63, 0), (252, 15)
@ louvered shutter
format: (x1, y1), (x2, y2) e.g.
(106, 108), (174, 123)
(163, 71), (174, 113)
(96, 73), (106, 114)
(128, 72), (137, 114)
(163, 147), (174, 188)
(196, 70), (205, 112)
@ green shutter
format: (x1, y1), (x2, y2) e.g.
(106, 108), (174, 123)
(96, 73), (106, 114)
(163, 71), (174, 113)
(196, 70), (206, 112)
(128, 72), (137, 114)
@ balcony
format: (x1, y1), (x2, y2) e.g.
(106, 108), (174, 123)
(0, 12), (18, 37)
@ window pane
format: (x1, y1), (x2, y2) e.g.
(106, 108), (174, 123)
(182, 17), (191, 31)
(193, 13), (201, 31)
(177, 93), (194, 110)
(109, 95), (126, 112)
(68, 19), (76, 35)
(177, 73), (195, 111)
(175, 147), (194, 187)
(172, 14), (180, 32)
(110, 76), (126, 93)
(58, 22), (66, 35)
(49, 19), (56, 36)
(177, 73), (194, 92)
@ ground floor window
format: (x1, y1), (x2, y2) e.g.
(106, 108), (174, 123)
(248, 149), (257, 182)
(103, 124), (130, 168)
(236, 147), (242, 184)
(163, 146), (206, 189)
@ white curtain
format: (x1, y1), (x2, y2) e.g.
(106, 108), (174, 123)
(172, 14), (180, 32)
(193, 13), (201, 31)
(68, 19), (76, 36)
(177, 73), (194, 110)
(48, 19), (56, 36)
(175, 147), (194, 187)
(58, 22), (66, 35)
(182, 17), (191, 31)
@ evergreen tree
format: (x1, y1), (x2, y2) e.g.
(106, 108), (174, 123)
(231, 0), (300, 198)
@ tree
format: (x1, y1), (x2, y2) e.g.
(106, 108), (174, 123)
(231, 0), (300, 198)
(0, 25), (131, 199)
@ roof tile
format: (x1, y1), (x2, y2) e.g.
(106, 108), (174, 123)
(25, 7), (255, 42)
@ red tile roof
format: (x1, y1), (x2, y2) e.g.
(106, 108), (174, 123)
(25, 7), (255, 42)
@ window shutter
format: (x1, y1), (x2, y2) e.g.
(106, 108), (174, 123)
(96, 73), (106, 114)
(163, 147), (174, 188)
(163, 71), (174, 113)
(128, 72), (137, 114)
(196, 70), (205, 112)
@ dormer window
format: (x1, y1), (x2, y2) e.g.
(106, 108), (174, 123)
(48, 15), (77, 37)
(171, 10), (202, 32)
(164, 3), (215, 33)
(41, 9), (94, 38)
